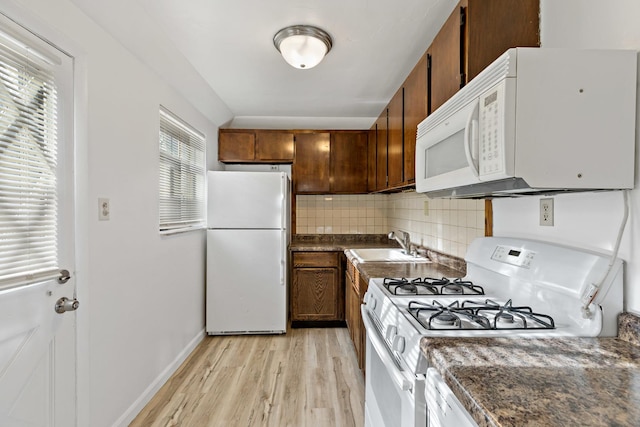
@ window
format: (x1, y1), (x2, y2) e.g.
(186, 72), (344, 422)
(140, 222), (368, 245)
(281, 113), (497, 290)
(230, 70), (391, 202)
(159, 107), (205, 233)
(0, 25), (62, 286)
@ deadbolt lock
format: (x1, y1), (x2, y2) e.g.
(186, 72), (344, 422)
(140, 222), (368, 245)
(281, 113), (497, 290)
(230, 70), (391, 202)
(58, 269), (71, 284)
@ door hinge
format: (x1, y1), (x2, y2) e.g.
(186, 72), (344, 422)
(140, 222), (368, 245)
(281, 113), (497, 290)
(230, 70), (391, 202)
(460, 6), (466, 26)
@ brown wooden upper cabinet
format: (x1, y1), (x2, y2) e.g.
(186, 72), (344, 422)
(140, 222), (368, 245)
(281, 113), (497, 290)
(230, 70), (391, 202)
(371, 54), (427, 192)
(367, 125), (377, 193)
(463, 0), (539, 82)
(293, 131), (369, 194)
(375, 110), (388, 191)
(218, 129), (294, 163)
(330, 131), (368, 194)
(387, 87), (404, 188)
(293, 132), (331, 194)
(428, 5), (464, 113)
(429, 0), (539, 112)
(370, 0), (539, 192)
(403, 53), (428, 185)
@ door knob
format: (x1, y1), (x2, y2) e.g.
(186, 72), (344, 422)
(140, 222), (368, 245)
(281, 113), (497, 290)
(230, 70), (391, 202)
(55, 297), (79, 314)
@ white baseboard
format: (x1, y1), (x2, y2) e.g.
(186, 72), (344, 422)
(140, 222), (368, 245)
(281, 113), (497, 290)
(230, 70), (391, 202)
(112, 329), (206, 427)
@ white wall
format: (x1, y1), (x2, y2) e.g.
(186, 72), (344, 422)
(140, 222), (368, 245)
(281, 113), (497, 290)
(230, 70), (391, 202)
(3, 0), (232, 426)
(493, 0), (640, 315)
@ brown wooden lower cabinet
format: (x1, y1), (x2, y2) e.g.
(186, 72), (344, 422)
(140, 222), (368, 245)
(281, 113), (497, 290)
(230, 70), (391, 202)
(291, 251), (344, 323)
(345, 258), (367, 372)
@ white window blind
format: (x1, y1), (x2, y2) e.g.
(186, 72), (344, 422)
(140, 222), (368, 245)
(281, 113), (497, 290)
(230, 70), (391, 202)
(0, 32), (59, 285)
(159, 108), (205, 233)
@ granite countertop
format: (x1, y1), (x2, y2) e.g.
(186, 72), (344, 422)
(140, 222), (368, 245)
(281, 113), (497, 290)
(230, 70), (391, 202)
(290, 234), (399, 252)
(421, 314), (640, 427)
(290, 234), (467, 278)
(344, 252), (465, 282)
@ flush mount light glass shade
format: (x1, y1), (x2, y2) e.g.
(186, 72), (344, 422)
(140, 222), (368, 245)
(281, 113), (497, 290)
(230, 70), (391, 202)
(273, 25), (332, 69)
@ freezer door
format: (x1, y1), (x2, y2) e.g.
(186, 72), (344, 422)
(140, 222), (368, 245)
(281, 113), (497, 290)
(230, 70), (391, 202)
(206, 229), (287, 334)
(207, 171), (288, 229)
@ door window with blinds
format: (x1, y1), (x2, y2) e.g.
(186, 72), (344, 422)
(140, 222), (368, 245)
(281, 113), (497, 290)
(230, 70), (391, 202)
(0, 24), (66, 287)
(159, 107), (205, 233)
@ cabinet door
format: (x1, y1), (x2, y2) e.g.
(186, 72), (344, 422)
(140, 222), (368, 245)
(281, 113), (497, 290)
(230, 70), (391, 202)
(255, 131), (294, 162)
(218, 131), (255, 162)
(345, 269), (354, 338)
(403, 54), (428, 184)
(293, 132), (331, 193)
(331, 131), (368, 193)
(291, 267), (340, 321)
(349, 278), (361, 359)
(375, 110), (388, 191)
(429, 5), (465, 113)
(466, 0), (539, 82)
(367, 126), (377, 192)
(387, 87), (404, 188)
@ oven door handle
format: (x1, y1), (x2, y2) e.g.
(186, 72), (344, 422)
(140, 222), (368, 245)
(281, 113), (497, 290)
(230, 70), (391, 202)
(361, 306), (414, 392)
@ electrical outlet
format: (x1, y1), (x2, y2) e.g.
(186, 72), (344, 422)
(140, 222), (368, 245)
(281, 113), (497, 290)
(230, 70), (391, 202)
(540, 198), (554, 226)
(98, 198), (110, 221)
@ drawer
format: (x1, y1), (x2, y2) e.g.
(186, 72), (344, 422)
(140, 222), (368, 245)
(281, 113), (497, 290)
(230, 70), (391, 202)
(293, 251), (339, 268)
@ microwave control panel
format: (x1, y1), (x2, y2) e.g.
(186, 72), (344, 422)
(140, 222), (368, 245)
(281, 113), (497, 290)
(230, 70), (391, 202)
(491, 245), (535, 269)
(478, 82), (505, 177)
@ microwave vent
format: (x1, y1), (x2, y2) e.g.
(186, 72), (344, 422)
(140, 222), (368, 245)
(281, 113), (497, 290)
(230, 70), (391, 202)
(417, 49), (516, 139)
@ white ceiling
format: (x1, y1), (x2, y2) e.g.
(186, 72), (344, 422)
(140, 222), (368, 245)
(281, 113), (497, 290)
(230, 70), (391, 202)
(70, 0), (456, 129)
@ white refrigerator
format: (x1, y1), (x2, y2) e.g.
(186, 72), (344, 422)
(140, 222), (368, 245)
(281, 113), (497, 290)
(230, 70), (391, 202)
(206, 171), (289, 334)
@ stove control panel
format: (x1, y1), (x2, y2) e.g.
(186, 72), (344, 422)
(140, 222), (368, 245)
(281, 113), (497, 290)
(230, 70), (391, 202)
(491, 245), (536, 268)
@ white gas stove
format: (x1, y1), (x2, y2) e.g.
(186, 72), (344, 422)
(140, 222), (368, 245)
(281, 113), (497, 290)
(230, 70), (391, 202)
(361, 237), (624, 427)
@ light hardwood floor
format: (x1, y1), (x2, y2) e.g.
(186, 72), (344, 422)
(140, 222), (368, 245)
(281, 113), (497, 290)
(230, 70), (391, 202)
(130, 327), (365, 427)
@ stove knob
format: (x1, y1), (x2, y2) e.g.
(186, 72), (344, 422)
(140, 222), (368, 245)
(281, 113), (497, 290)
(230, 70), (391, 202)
(392, 335), (406, 353)
(385, 325), (397, 341)
(368, 296), (377, 310)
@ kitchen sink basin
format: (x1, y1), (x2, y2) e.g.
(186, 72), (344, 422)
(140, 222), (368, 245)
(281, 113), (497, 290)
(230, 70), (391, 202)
(350, 248), (431, 263)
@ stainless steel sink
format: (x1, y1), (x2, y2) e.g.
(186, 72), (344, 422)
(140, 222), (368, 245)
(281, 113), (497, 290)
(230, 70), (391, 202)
(349, 248), (431, 263)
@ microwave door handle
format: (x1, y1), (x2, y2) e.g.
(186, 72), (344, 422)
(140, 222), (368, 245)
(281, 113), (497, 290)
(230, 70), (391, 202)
(464, 102), (480, 177)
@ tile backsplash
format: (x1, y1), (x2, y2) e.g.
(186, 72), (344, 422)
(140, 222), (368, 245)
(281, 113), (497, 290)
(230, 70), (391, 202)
(295, 194), (388, 234)
(295, 191), (486, 258)
(387, 192), (486, 259)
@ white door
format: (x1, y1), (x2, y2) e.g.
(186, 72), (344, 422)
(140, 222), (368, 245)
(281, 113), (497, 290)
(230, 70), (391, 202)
(0, 13), (77, 427)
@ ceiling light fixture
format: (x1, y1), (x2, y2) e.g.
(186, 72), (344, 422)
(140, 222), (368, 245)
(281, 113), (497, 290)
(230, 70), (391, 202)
(273, 25), (333, 70)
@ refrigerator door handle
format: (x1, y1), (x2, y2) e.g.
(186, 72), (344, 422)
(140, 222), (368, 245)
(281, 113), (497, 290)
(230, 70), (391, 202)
(280, 229), (286, 286)
(281, 174), (287, 230)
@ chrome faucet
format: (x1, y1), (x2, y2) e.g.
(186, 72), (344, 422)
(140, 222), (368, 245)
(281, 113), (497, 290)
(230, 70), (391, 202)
(388, 230), (411, 254)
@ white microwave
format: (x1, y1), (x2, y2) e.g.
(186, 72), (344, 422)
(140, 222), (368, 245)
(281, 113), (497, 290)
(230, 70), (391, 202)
(415, 48), (637, 198)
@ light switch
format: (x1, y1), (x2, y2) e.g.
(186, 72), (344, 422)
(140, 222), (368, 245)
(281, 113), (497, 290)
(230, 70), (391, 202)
(98, 198), (110, 221)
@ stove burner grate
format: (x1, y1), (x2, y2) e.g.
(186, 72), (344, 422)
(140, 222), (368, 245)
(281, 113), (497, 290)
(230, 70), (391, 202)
(383, 277), (485, 296)
(463, 299), (556, 329)
(407, 298), (556, 331)
(408, 300), (492, 330)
